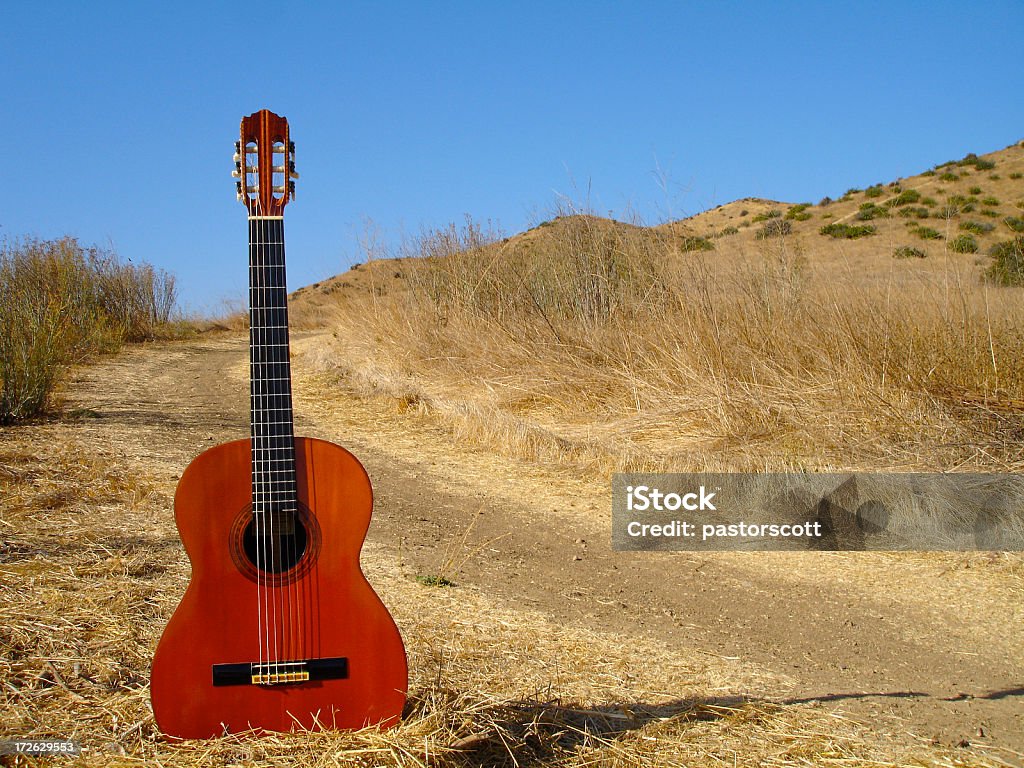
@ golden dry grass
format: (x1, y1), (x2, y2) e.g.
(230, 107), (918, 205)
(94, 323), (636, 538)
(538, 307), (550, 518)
(309, 213), (1024, 479)
(0, 429), (1007, 767)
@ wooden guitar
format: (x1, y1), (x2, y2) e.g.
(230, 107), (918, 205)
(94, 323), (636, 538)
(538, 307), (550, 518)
(151, 110), (407, 739)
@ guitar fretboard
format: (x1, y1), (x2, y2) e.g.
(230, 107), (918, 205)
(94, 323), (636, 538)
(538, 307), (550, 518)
(248, 216), (297, 513)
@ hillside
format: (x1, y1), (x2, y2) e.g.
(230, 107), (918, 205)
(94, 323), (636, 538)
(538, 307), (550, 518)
(291, 138), (1024, 322)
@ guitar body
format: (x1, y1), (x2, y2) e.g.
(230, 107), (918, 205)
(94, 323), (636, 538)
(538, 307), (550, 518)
(151, 437), (408, 738)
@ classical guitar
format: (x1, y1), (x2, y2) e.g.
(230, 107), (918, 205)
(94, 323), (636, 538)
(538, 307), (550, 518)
(151, 110), (407, 738)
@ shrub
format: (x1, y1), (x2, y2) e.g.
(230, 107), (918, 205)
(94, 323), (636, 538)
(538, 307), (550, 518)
(1004, 216), (1024, 233)
(897, 206), (930, 219)
(960, 220), (995, 235)
(863, 186), (885, 198)
(681, 235), (715, 252)
(893, 245), (926, 259)
(950, 234), (978, 253)
(819, 196), (833, 206)
(889, 189), (921, 206)
(940, 172), (959, 182)
(981, 209), (1001, 218)
(755, 219), (792, 239)
(785, 204), (812, 221)
(856, 203), (890, 221)
(718, 226), (740, 237)
(986, 236), (1024, 286)
(921, 170), (936, 177)
(752, 209), (781, 223)
(921, 196), (937, 207)
(968, 186), (983, 195)
(913, 226), (943, 240)
(819, 223), (876, 239)
(981, 196), (1001, 207)
(1010, 172), (1023, 180)
(972, 159), (996, 171)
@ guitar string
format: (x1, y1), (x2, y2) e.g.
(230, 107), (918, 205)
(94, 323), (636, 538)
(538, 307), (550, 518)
(247, 145), (265, 679)
(254, 164), (272, 678)
(277, 160), (300, 669)
(263, 177), (281, 678)
(257, 148), (277, 679)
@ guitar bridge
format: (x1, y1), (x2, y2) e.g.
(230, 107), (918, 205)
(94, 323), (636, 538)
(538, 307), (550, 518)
(212, 657), (348, 687)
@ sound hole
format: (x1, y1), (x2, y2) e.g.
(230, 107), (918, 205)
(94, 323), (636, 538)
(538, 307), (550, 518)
(242, 512), (308, 574)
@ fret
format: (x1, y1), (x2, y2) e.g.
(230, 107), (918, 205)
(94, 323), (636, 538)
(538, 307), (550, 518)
(248, 216), (296, 494)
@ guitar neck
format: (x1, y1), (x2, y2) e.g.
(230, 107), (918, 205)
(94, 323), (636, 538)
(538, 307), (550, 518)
(248, 215), (296, 510)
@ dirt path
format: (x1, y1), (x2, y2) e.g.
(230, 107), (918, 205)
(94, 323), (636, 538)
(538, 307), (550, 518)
(64, 334), (1024, 759)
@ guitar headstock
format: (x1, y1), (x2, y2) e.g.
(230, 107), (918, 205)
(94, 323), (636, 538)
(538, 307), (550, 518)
(234, 110), (299, 216)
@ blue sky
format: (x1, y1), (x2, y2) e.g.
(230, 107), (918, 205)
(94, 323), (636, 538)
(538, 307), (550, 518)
(3, 2), (1022, 312)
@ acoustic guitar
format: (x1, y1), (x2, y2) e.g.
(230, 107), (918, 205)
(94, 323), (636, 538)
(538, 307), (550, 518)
(151, 109), (407, 738)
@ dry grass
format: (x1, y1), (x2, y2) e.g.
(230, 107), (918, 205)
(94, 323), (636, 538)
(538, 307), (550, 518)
(312, 215), (1024, 477)
(0, 237), (180, 423)
(0, 431), (1002, 767)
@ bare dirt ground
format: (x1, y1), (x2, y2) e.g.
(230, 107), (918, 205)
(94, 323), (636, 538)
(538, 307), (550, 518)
(10, 333), (1022, 765)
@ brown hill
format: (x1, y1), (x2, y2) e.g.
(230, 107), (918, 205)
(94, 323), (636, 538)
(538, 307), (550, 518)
(291, 138), (1024, 322)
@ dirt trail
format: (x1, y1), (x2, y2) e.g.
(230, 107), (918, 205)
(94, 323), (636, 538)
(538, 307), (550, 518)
(64, 334), (1023, 758)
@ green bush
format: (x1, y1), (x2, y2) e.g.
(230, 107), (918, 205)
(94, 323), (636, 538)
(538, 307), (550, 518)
(893, 245), (926, 259)
(898, 206), (930, 219)
(913, 226), (943, 240)
(1004, 217), (1024, 233)
(921, 196), (938, 207)
(819, 223), (876, 239)
(968, 186), (983, 195)
(718, 226), (740, 237)
(863, 186), (885, 198)
(960, 220), (995, 235)
(950, 234), (978, 253)
(785, 204), (812, 221)
(981, 196), (1000, 207)
(681, 236), (715, 252)
(986, 236), (1024, 286)
(940, 172), (959, 182)
(856, 202), (890, 221)
(888, 189), (921, 207)
(752, 209), (781, 223)
(921, 170), (936, 177)
(1010, 172), (1023, 180)
(981, 209), (1001, 218)
(755, 219), (792, 239)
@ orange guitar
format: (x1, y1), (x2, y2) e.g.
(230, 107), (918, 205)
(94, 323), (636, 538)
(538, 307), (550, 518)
(151, 110), (407, 739)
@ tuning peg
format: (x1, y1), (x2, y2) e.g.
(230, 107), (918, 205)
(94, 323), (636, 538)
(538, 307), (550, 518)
(289, 180), (296, 198)
(234, 141), (241, 153)
(233, 153), (242, 163)
(236, 181), (243, 199)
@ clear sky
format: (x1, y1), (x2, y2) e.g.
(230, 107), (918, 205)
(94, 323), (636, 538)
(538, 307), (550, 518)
(3, 2), (1023, 312)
